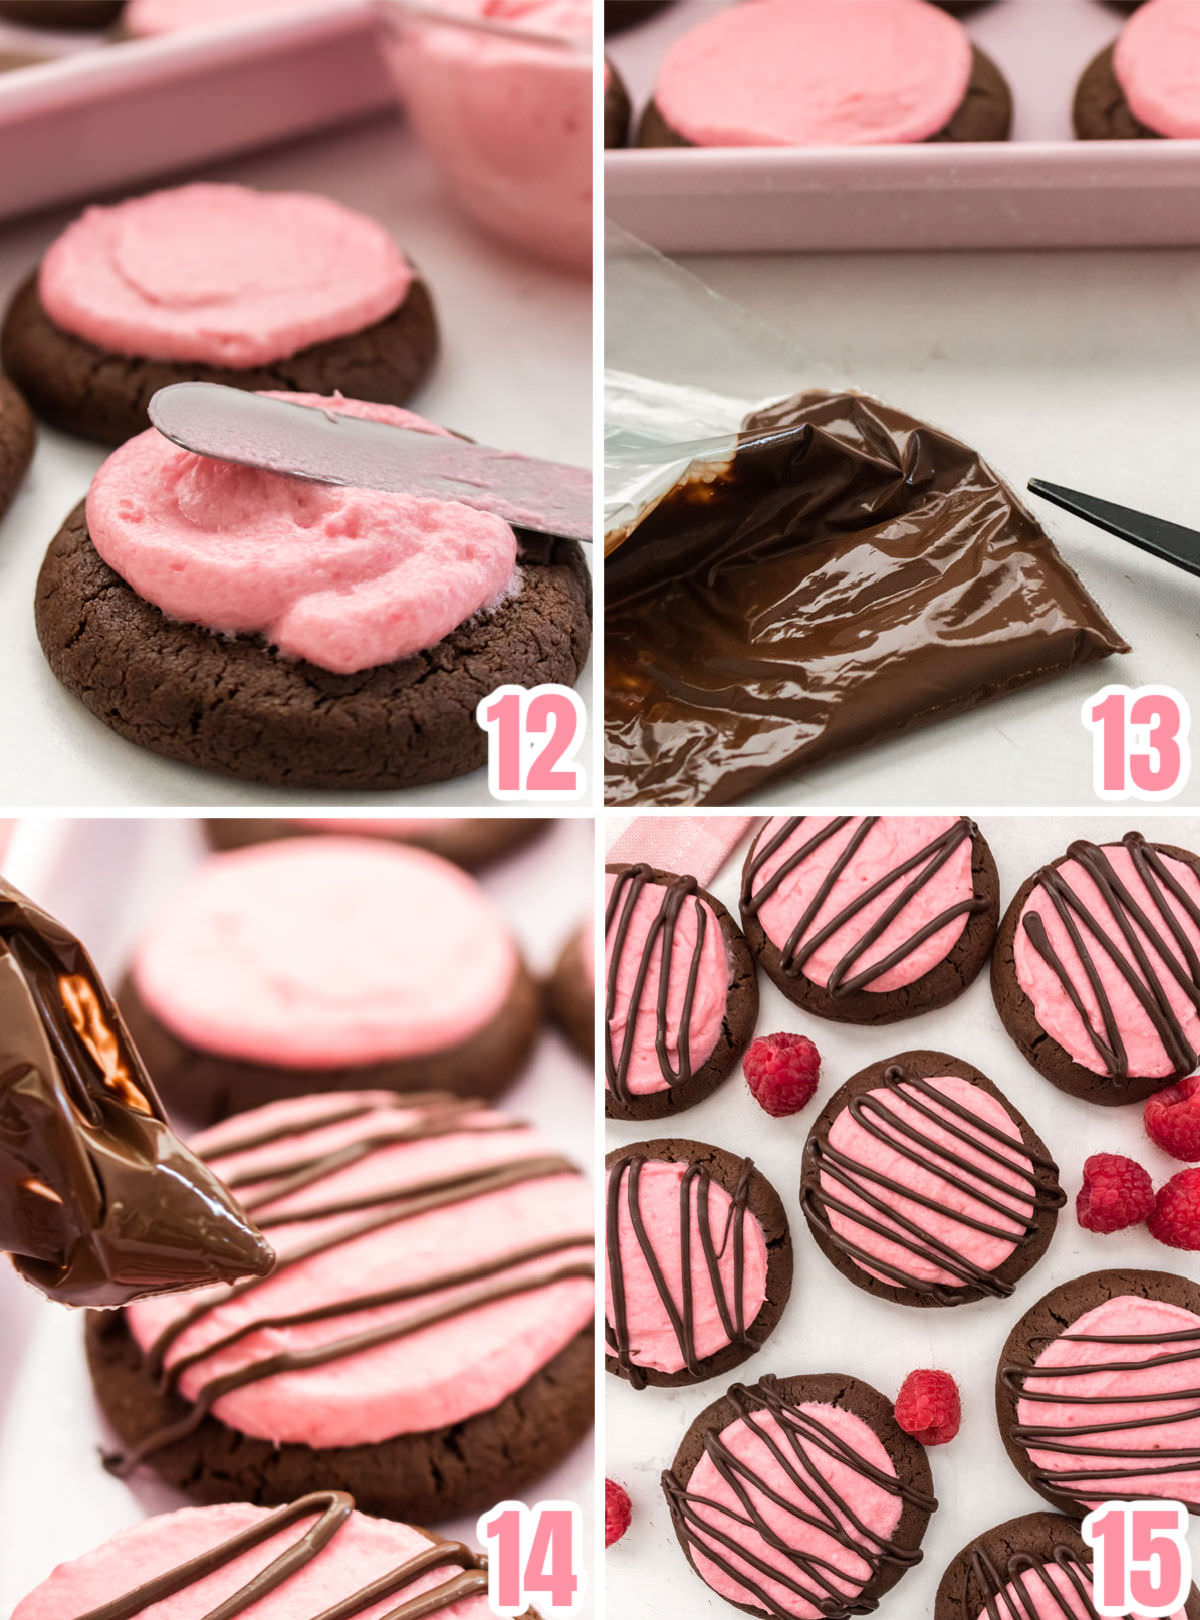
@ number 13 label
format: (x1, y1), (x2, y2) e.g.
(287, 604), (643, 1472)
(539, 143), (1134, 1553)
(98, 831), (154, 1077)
(1084, 684), (1191, 802)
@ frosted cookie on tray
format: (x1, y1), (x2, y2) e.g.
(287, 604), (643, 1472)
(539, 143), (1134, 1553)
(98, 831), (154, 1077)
(87, 1090), (594, 1523)
(1077, 0), (1199, 139)
(10, 1491), (534, 1619)
(117, 837), (541, 1125)
(637, 0), (1012, 148)
(34, 392), (589, 789)
(0, 183), (438, 445)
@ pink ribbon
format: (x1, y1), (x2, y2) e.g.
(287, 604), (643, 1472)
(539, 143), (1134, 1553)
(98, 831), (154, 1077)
(606, 817), (756, 886)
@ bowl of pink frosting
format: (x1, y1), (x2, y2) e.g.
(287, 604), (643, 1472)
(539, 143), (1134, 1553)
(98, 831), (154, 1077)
(383, 0), (592, 271)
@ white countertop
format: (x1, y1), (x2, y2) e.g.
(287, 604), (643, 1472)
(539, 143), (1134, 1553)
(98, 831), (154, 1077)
(0, 102), (593, 808)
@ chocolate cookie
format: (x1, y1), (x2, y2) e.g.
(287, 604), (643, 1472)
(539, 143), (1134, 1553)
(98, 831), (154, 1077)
(605, 862), (759, 1122)
(996, 1267), (1200, 1518)
(605, 0), (671, 31)
(203, 817), (549, 869)
(663, 1372), (936, 1619)
(35, 505), (590, 789)
(992, 832), (1200, 1106)
(605, 1139), (792, 1389)
(0, 374), (34, 524)
(1074, 44), (1158, 140)
(605, 56), (631, 147)
(801, 1051), (1064, 1309)
(740, 816), (999, 1024)
(0, 0), (123, 23)
(547, 923), (593, 1061)
(1, 269), (439, 447)
(639, 45), (1012, 146)
(935, 1510), (1200, 1620)
(116, 836), (542, 1127)
(86, 1091), (595, 1526)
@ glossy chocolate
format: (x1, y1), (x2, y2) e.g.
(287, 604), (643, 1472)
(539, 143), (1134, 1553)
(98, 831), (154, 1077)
(0, 877), (273, 1308)
(64, 1489), (489, 1620)
(605, 391), (1126, 806)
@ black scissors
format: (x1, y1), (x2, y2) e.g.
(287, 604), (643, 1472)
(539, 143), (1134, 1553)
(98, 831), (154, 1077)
(1028, 479), (1200, 581)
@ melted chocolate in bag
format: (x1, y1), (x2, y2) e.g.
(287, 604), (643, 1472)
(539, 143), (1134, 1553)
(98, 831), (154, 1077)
(0, 878), (273, 1307)
(605, 391), (1128, 806)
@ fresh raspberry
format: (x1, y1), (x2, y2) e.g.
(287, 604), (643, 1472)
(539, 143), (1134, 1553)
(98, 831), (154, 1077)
(1076, 1153), (1156, 1234)
(743, 1032), (820, 1117)
(1145, 1074), (1200, 1162)
(1148, 1168), (1200, 1250)
(605, 1479), (632, 1547)
(894, 1369), (961, 1446)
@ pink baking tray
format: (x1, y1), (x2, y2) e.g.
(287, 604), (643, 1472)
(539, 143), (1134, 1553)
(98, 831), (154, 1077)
(604, 0), (1200, 252)
(0, 0), (396, 224)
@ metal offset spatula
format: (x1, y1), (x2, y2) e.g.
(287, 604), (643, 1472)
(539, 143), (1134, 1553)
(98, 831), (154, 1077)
(148, 383), (593, 544)
(1028, 478), (1200, 580)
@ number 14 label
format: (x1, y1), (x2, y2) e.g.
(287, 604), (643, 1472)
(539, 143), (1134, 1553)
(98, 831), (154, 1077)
(477, 1500), (583, 1618)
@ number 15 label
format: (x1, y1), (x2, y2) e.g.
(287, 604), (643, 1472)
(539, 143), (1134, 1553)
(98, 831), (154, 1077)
(1083, 1500), (1192, 1617)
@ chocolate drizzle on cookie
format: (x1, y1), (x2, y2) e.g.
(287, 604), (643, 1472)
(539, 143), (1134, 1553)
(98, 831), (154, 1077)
(1020, 833), (1200, 1084)
(69, 1489), (490, 1620)
(1001, 1315), (1200, 1502)
(802, 1064), (1064, 1302)
(606, 1151), (758, 1389)
(0, 877), (272, 1308)
(606, 864), (718, 1103)
(742, 817), (984, 993)
(967, 1541), (1107, 1620)
(662, 1375), (936, 1619)
(105, 1093), (593, 1476)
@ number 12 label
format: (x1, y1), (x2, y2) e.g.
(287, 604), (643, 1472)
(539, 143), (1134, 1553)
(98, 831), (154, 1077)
(477, 685), (587, 801)
(477, 1500), (583, 1618)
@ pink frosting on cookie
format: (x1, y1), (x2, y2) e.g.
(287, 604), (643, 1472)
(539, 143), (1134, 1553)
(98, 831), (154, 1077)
(39, 184), (413, 367)
(13, 1499), (497, 1620)
(1014, 843), (1200, 1080)
(1017, 1295), (1200, 1506)
(686, 1405), (902, 1618)
(605, 870), (729, 1097)
(975, 1564), (1186, 1620)
(124, 1092), (593, 1447)
(750, 816), (974, 993)
(131, 838), (519, 1069)
(822, 1075), (1034, 1289)
(1115, 0), (1200, 139)
(605, 1158), (767, 1374)
(85, 392), (518, 675)
(394, 0), (591, 269)
(123, 0), (348, 34)
(654, 0), (972, 148)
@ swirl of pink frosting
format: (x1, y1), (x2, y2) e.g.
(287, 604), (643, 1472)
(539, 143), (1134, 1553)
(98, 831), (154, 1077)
(822, 1075), (1035, 1289)
(653, 0), (972, 148)
(605, 1158), (767, 1375)
(131, 838), (519, 1069)
(85, 393), (518, 676)
(12, 1499), (501, 1620)
(976, 1564), (1186, 1620)
(1014, 843), (1200, 1080)
(605, 870), (729, 1097)
(1115, 0), (1200, 139)
(1017, 1295), (1200, 1506)
(124, 1092), (593, 1447)
(750, 816), (974, 993)
(685, 1405), (902, 1618)
(39, 184), (413, 367)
